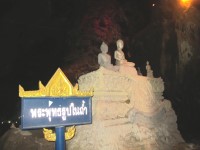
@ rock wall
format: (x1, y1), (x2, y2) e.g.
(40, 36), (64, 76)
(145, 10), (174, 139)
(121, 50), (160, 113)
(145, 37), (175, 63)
(175, 6), (200, 82)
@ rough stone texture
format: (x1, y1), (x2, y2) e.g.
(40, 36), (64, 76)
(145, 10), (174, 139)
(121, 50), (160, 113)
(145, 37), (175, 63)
(175, 6), (200, 82)
(0, 67), (200, 150)
(67, 67), (184, 150)
(0, 128), (54, 150)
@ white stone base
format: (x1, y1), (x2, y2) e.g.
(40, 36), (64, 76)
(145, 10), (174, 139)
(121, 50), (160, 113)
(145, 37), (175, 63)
(68, 68), (184, 150)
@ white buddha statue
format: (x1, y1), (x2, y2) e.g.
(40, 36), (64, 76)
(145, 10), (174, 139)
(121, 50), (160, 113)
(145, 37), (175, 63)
(98, 42), (118, 71)
(114, 39), (137, 76)
(146, 61), (154, 78)
(114, 39), (135, 67)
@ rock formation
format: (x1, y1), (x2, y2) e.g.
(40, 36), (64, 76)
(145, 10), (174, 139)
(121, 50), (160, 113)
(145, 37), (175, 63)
(68, 65), (184, 150)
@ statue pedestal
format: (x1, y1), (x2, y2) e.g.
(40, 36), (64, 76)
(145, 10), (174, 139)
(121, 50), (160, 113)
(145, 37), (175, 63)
(68, 67), (184, 150)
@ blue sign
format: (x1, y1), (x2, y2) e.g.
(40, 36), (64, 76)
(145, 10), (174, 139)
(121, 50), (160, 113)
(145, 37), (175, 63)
(21, 97), (92, 129)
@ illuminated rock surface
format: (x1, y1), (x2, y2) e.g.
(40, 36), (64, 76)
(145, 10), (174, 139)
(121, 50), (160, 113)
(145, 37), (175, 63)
(67, 67), (185, 150)
(0, 67), (200, 150)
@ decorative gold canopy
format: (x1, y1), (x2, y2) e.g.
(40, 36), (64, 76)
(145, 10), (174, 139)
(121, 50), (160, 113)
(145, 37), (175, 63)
(43, 126), (76, 141)
(19, 68), (93, 141)
(19, 68), (93, 97)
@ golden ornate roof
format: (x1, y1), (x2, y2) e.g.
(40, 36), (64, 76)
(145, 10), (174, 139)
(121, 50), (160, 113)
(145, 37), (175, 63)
(19, 68), (93, 97)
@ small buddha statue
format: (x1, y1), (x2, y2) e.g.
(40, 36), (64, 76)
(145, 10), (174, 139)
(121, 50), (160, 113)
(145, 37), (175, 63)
(114, 39), (137, 76)
(114, 39), (135, 67)
(98, 42), (118, 71)
(146, 61), (153, 78)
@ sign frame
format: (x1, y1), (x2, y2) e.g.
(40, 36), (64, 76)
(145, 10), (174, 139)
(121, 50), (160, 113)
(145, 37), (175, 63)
(21, 96), (92, 129)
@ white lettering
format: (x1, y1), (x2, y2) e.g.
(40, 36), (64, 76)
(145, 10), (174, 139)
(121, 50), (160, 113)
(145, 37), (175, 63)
(29, 100), (89, 122)
(37, 109), (42, 118)
(57, 108), (62, 116)
(30, 109), (37, 118)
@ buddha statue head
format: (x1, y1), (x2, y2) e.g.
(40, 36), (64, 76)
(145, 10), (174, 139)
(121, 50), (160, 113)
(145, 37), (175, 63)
(116, 39), (124, 50)
(100, 42), (108, 54)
